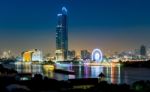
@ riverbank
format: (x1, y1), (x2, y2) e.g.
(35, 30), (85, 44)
(121, 60), (150, 68)
(0, 74), (150, 92)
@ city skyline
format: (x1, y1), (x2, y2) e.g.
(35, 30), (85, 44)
(0, 0), (150, 56)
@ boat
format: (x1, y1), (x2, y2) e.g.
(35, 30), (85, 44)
(54, 69), (75, 75)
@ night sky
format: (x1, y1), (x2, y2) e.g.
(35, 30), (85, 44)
(0, 0), (150, 56)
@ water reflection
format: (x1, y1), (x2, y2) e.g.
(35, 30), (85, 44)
(15, 63), (42, 74)
(84, 65), (89, 78)
(14, 63), (150, 84)
(110, 66), (122, 84)
(91, 66), (103, 78)
(118, 66), (121, 84)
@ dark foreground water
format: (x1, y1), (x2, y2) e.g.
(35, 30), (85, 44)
(13, 63), (150, 84)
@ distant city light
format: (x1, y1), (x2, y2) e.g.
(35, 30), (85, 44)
(91, 49), (103, 62)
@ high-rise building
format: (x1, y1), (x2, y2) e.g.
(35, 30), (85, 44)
(68, 50), (76, 60)
(55, 50), (64, 61)
(56, 7), (68, 61)
(22, 49), (43, 62)
(22, 51), (33, 62)
(81, 50), (91, 60)
(32, 49), (43, 62)
(1, 50), (13, 59)
(140, 45), (146, 56)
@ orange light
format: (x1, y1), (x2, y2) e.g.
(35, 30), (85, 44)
(23, 51), (33, 62)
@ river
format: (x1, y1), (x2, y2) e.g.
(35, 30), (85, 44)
(13, 63), (150, 84)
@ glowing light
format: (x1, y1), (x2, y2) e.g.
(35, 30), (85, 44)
(57, 14), (62, 16)
(23, 49), (43, 62)
(43, 65), (55, 71)
(62, 7), (67, 12)
(91, 49), (103, 62)
(62, 6), (67, 15)
(95, 52), (100, 60)
(23, 51), (33, 62)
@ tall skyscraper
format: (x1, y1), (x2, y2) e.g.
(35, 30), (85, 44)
(56, 7), (68, 61)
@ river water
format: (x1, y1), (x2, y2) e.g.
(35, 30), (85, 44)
(13, 63), (150, 84)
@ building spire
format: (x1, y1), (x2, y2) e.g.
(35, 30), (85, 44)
(62, 6), (67, 15)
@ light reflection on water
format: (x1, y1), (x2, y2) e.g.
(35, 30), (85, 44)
(14, 63), (150, 84)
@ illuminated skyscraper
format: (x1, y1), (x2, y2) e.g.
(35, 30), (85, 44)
(56, 7), (68, 61)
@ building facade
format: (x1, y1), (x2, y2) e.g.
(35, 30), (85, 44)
(32, 49), (43, 62)
(68, 50), (76, 60)
(22, 49), (43, 62)
(140, 45), (146, 56)
(81, 50), (91, 60)
(55, 50), (64, 61)
(56, 7), (68, 61)
(22, 51), (33, 62)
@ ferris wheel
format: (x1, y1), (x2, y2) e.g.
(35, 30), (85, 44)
(91, 48), (103, 63)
